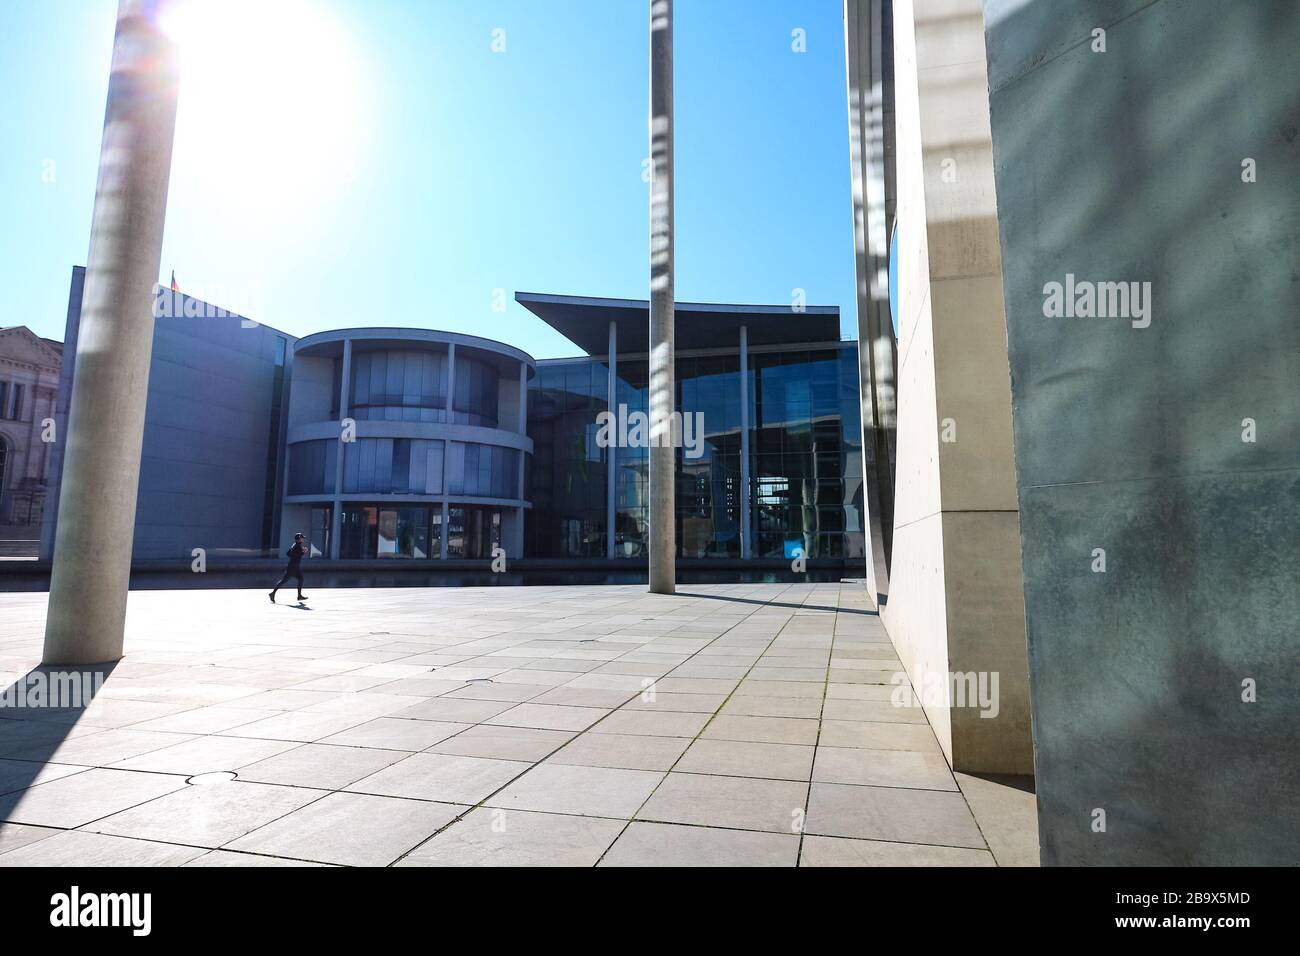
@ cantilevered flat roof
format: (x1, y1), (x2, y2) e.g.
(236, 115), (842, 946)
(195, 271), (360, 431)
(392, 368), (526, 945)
(515, 292), (841, 356)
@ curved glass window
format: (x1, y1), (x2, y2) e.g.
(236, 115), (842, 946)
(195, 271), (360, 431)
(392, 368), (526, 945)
(446, 442), (519, 499)
(287, 440), (337, 496)
(342, 438), (444, 495)
(339, 504), (441, 559)
(350, 349), (449, 422)
(453, 356), (499, 427)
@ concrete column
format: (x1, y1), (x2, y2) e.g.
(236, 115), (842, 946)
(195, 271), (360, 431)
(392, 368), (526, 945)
(329, 338), (352, 559)
(441, 348), (457, 561)
(439, 500), (449, 560)
(445, 342), (457, 424)
(880, 0), (1029, 775)
(443, 343), (457, 563)
(518, 359), (528, 558)
(43, 0), (179, 665)
(606, 320), (617, 561)
(739, 325), (752, 559)
(985, 0), (1299, 864)
(647, 0), (675, 594)
(844, 0), (897, 604)
(517, 359), (528, 435)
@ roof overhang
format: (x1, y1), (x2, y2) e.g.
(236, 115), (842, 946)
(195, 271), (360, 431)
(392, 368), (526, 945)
(516, 292), (841, 356)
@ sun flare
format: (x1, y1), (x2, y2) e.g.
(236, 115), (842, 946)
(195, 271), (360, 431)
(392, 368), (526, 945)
(161, 0), (366, 214)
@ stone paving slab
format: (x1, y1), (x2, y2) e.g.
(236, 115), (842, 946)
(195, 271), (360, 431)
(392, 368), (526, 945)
(0, 583), (1037, 866)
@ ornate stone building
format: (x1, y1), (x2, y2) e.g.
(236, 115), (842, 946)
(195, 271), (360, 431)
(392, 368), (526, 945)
(0, 326), (62, 537)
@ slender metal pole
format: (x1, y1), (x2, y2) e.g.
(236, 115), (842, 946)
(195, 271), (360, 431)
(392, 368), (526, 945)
(43, 0), (179, 665)
(739, 325), (752, 559)
(648, 0), (675, 594)
(606, 320), (617, 561)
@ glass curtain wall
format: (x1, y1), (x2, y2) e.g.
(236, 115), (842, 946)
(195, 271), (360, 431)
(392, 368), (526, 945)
(338, 504), (443, 559)
(287, 439), (337, 496)
(751, 347), (863, 559)
(524, 345), (863, 561)
(676, 354), (742, 557)
(612, 355), (742, 559)
(342, 438), (444, 495)
(452, 356), (500, 427)
(447, 505), (502, 559)
(349, 349), (449, 422)
(525, 361), (609, 557)
(613, 360), (649, 557)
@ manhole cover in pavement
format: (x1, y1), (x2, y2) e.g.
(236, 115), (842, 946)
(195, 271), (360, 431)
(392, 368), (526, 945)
(187, 771), (237, 786)
(465, 678), (494, 685)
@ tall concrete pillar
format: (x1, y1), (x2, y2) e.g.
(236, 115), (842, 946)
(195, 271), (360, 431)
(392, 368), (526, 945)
(647, 0), (675, 594)
(43, 0), (179, 665)
(874, 0), (1030, 774)
(843, 0), (898, 604)
(439, 500), (449, 560)
(606, 320), (617, 561)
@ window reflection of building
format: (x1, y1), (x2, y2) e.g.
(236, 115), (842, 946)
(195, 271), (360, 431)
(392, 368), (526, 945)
(526, 342), (864, 562)
(524, 360), (610, 559)
(448, 505), (502, 559)
(751, 349), (860, 559)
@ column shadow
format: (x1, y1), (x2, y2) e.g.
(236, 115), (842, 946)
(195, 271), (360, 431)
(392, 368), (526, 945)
(0, 663), (117, 823)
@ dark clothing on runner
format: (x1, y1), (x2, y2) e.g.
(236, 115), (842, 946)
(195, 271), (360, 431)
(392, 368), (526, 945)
(271, 541), (308, 599)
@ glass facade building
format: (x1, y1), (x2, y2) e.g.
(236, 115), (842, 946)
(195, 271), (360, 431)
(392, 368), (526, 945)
(275, 299), (863, 567)
(281, 329), (534, 561)
(519, 294), (865, 564)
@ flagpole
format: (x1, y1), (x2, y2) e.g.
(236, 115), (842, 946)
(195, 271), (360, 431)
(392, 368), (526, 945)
(648, 0), (676, 595)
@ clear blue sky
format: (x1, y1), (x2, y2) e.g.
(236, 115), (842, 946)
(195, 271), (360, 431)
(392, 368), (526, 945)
(0, 0), (857, 358)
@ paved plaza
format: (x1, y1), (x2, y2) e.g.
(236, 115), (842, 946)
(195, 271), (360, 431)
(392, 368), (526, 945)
(0, 583), (1036, 866)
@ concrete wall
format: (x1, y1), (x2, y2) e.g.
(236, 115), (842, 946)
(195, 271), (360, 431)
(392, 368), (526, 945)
(44, 269), (295, 560)
(983, 0), (1300, 863)
(287, 354), (334, 424)
(38, 268), (84, 558)
(877, 0), (1032, 773)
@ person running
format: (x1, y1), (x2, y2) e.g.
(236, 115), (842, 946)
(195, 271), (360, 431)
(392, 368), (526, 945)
(269, 532), (308, 603)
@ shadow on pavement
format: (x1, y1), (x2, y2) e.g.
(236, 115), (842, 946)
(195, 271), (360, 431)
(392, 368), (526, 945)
(0, 663), (117, 822)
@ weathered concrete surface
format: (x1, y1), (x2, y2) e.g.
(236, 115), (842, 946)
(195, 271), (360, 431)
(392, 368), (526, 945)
(873, 0), (1032, 775)
(44, 1), (179, 664)
(984, 0), (1300, 864)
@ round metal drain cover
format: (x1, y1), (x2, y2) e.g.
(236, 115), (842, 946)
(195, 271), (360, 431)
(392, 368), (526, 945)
(465, 678), (494, 685)
(187, 771), (237, 786)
